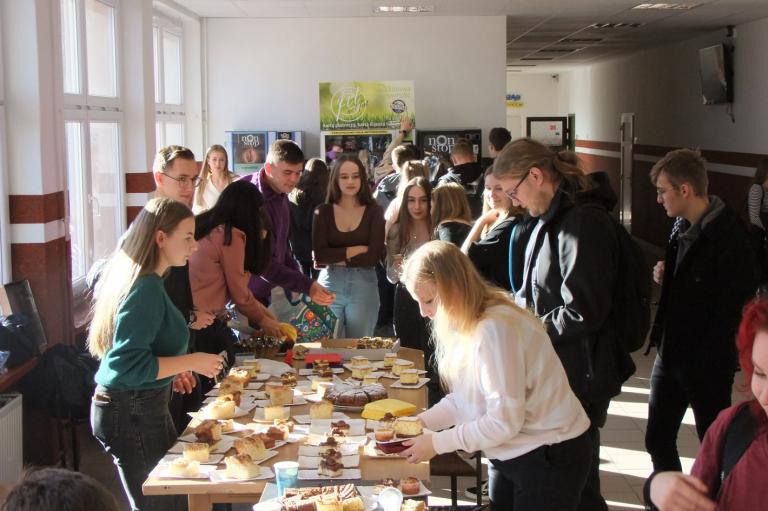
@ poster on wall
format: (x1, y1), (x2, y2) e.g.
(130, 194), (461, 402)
(268, 131), (304, 148)
(226, 131), (268, 173)
(319, 80), (415, 131)
(416, 129), (482, 161)
(526, 117), (567, 149)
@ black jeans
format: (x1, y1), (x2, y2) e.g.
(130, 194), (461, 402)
(169, 373), (203, 434)
(488, 429), (592, 511)
(645, 354), (734, 472)
(91, 385), (185, 511)
(376, 262), (395, 326)
(577, 400), (610, 511)
(393, 282), (443, 406)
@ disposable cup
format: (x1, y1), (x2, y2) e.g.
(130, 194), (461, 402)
(274, 461), (299, 496)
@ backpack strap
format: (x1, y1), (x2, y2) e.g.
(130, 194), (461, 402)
(508, 223), (520, 294)
(715, 403), (758, 495)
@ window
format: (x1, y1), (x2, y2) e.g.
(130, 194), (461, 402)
(154, 14), (185, 148)
(61, 0), (124, 290)
(85, 0), (118, 98)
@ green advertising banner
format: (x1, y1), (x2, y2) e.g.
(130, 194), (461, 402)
(319, 80), (415, 131)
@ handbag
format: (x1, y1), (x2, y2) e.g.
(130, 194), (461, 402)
(288, 294), (338, 343)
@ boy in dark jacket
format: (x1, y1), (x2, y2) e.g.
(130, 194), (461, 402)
(646, 148), (758, 472)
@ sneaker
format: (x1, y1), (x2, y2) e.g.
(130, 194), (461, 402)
(464, 481), (489, 502)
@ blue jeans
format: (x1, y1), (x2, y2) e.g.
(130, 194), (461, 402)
(318, 266), (379, 338)
(91, 385), (185, 511)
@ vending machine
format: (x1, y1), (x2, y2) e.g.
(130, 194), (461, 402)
(226, 131), (304, 174)
(320, 130), (394, 181)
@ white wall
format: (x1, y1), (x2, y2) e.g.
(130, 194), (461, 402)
(558, 16), (768, 153)
(505, 72), (563, 138)
(205, 16), (506, 158)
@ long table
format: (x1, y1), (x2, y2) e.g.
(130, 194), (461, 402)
(142, 346), (430, 511)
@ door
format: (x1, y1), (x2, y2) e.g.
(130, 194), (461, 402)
(619, 113), (635, 230)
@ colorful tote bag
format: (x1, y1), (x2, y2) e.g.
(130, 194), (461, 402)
(288, 294), (338, 343)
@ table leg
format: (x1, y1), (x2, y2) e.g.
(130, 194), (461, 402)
(188, 494), (212, 511)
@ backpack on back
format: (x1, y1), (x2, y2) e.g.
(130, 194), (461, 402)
(578, 202), (652, 353)
(606, 213), (653, 353)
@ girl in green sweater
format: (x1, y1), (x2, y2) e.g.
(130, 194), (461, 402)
(88, 198), (223, 511)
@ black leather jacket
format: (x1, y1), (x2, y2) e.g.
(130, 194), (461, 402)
(523, 175), (632, 403)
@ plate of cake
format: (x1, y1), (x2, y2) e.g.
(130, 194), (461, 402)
(150, 459), (215, 480)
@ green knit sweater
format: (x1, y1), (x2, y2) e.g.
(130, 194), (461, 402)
(95, 274), (189, 390)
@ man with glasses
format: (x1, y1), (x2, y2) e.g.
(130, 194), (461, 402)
(492, 139), (629, 511)
(153, 146), (203, 208)
(646, 149), (757, 473)
(151, 145), (215, 431)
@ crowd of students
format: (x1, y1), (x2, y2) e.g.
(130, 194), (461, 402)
(38, 125), (763, 511)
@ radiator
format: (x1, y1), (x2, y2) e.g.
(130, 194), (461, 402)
(0, 393), (23, 484)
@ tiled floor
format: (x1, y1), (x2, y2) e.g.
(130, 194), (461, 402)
(72, 349), (749, 510)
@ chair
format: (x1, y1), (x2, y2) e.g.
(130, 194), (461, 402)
(430, 450), (486, 509)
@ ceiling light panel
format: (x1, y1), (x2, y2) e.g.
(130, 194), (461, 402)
(374, 5), (434, 14)
(633, 3), (700, 10)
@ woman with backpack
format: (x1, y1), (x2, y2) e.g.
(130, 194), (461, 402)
(646, 295), (768, 510)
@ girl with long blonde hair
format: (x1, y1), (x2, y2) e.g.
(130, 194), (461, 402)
(89, 198), (222, 511)
(399, 240), (592, 511)
(193, 144), (235, 214)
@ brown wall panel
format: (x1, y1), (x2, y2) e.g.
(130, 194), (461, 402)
(575, 140), (620, 152)
(8, 191), (65, 224)
(577, 152), (621, 220)
(10, 238), (73, 345)
(636, 144), (767, 169)
(125, 172), (155, 193)
(127, 205), (143, 225)
(632, 160), (674, 247)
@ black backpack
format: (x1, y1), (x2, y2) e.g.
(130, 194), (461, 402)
(581, 204), (652, 353)
(22, 344), (99, 421)
(607, 214), (653, 353)
(0, 314), (40, 368)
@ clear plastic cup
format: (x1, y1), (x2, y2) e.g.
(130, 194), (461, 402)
(273, 460), (299, 496)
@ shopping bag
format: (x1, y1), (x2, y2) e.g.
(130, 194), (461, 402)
(289, 294), (338, 343)
(268, 287), (305, 323)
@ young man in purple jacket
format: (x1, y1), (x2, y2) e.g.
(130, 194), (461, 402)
(242, 140), (334, 307)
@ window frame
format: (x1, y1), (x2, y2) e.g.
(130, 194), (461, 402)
(153, 13), (185, 148)
(0, 20), (9, 283)
(60, 0), (125, 293)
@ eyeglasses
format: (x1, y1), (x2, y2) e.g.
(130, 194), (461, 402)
(505, 171), (530, 199)
(655, 186), (678, 197)
(160, 171), (202, 188)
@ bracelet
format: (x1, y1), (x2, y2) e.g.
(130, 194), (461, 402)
(187, 311), (197, 327)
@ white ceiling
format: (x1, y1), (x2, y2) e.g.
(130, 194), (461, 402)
(170, 0), (768, 70)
